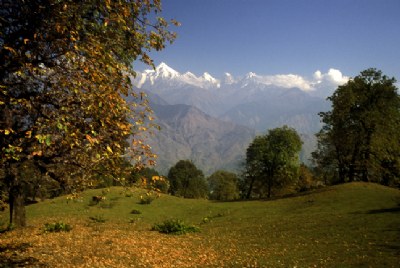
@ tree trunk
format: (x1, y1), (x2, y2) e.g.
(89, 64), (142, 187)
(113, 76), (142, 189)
(266, 170), (273, 198)
(6, 164), (27, 228)
(267, 180), (271, 198)
(246, 176), (256, 199)
(9, 185), (26, 228)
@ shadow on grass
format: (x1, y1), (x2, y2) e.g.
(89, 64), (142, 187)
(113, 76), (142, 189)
(211, 187), (332, 203)
(0, 242), (47, 268)
(366, 207), (400, 214)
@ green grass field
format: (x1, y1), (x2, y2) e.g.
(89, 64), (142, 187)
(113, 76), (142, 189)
(1, 182), (399, 267)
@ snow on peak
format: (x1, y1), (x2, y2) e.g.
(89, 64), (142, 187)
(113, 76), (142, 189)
(183, 71), (197, 79)
(246, 72), (257, 78)
(223, 72), (236, 84)
(155, 62), (180, 79)
(133, 62), (348, 94)
(202, 72), (215, 81)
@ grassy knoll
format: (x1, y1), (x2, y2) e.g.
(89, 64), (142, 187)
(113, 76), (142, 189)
(0, 182), (399, 267)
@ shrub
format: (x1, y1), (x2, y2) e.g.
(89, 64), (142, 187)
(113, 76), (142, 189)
(44, 222), (72, 233)
(88, 195), (106, 206)
(130, 209), (142, 214)
(297, 164), (315, 192)
(138, 191), (159, 204)
(151, 219), (200, 235)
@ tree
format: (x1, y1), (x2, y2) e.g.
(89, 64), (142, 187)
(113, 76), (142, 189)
(208, 170), (240, 201)
(296, 164), (315, 192)
(167, 160), (208, 198)
(132, 167), (169, 193)
(313, 69), (400, 185)
(244, 126), (302, 198)
(0, 0), (178, 227)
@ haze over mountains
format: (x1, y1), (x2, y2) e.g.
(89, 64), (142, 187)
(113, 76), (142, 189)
(133, 63), (349, 175)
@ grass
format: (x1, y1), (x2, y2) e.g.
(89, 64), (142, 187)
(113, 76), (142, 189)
(0, 182), (399, 267)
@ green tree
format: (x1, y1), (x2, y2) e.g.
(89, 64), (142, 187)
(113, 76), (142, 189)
(313, 69), (400, 185)
(0, 0), (178, 227)
(245, 126), (302, 198)
(208, 170), (240, 201)
(167, 160), (208, 199)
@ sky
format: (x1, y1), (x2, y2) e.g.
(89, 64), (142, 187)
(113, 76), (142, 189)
(136, 0), (400, 81)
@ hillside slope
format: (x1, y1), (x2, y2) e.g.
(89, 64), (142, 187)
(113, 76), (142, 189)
(1, 183), (399, 267)
(147, 103), (255, 175)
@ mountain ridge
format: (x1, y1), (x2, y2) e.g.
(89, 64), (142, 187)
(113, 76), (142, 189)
(134, 63), (347, 174)
(146, 101), (255, 175)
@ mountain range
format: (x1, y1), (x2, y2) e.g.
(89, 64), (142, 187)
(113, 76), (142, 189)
(133, 63), (346, 175)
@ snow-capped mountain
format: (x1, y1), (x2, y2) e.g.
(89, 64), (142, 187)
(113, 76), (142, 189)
(133, 63), (349, 172)
(134, 62), (348, 95)
(135, 62), (221, 89)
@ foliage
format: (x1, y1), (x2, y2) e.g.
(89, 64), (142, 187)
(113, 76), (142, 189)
(151, 219), (200, 235)
(244, 126), (302, 198)
(208, 170), (240, 201)
(140, 174), (170, 194)
(313, 69), (400, 186)
(138, 192), (158, 205)
(130, 209), (142, 215)
(296, 164), (315, 192)
(137, 175), (168, 204)
(0, 0), (178, 227)
(128, 167), (159, 185)
(168, 160), (208, 198)
(43, 221), (72, 232)
(88, 195), (106, 206)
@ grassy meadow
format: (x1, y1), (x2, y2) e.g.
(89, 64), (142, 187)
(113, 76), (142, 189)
(1, 182), (399, 267)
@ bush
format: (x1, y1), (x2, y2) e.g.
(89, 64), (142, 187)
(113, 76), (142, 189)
(44, 222), (72, 233)
(151, 219), (200, 235)
(130, 209), (142, 214)
(138, 192), (158, 204)
(88, 195), (106, 206)
(297, 164), (315, 192)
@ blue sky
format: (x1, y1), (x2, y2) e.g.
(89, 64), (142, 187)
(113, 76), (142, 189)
(137, 0), (400, 80)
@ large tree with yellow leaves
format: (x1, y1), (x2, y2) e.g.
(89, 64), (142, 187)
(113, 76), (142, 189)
(0, 0), (178, 227)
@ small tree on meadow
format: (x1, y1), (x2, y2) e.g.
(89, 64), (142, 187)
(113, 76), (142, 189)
(208, 170), (240, 201)
(167, 160), (208, 198)
(244, 126), (302, 198)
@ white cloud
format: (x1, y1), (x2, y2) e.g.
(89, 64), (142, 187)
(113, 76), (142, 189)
(313, 70), (322, 80)
(261, 74), (313, 91)
(242, 69), (349, 92)
(314, 68), (349, 85)
(310, 69), (350, 98)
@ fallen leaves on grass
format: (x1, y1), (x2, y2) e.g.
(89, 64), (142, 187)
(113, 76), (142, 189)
(0, 219), (232, 267)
